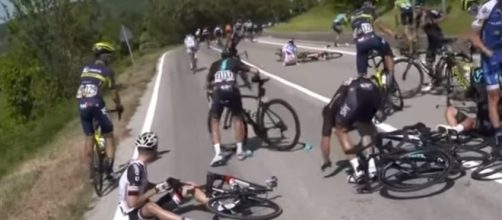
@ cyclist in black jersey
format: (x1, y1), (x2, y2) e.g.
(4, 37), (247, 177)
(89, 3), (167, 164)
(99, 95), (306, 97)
(437, 67), (502, 136)
(77, 42), (123, 179)
(351, 0), (396, 77)
(320, 76), (382, 183)
(206, 49), (260, 166)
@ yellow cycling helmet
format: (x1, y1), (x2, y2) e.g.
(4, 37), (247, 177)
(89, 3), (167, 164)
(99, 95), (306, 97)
(92, 42), (115, 55)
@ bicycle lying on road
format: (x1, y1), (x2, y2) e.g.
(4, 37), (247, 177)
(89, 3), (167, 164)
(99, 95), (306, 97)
(204, 172), (282, 219)
(274, 46), (343, 63)
(91, 108), (123, 197)
(207, 76), (301, 151)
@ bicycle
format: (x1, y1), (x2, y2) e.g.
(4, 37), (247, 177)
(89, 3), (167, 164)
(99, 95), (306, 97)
(204, 172), (282, 219)
(367, 50), (404, 124)
(90, 108), (123, 197)
(354, 123), (454, 193)
(207, 76), (301, 151)
(274, 47), (343, 63)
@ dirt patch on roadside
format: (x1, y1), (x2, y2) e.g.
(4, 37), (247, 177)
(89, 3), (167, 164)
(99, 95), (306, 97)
(0, 48), (170, 220)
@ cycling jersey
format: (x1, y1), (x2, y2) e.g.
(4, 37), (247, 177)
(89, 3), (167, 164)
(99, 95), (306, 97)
(472, 0), (502, 90)
(334, 13), (348, 25)
(350, 6), (379, 40)
(322, 77), (381, 135)
(207, 58), (250, 119)
(282, 43), (297, 55)
(184, 35), (197, 54)
(395, 0), (412, 12)
(118, 160), (149, 214)
(202, 28), (210, 36)
(416, 9), (443, 35)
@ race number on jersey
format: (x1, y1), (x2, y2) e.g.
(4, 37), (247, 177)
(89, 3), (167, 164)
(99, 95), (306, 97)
(214, 70), (235, 83)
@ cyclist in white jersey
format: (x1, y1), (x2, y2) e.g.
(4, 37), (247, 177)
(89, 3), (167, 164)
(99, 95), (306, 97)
(118, 132), (209, 220)
(282, 39), (298, 66)
(185, 34), (198, 69)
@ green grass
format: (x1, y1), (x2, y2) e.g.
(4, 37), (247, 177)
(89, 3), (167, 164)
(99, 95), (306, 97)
(271, 1), (473, 35)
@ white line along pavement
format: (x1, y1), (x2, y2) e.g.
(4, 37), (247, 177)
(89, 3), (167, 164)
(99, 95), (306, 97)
(113, 51), (170, 220)
(210, 45), (502, 184)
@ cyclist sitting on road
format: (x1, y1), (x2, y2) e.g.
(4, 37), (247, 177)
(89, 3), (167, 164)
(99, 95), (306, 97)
(184, 33), (198, 69)
(332, 12), (350, 47)
(437, 68), (502, 136)
(415, 2), (447, 90)
(394, 0), (414, 49)
(320, 76), (382, 183)
(118, 132), (210, 220)
(77, 42), (123, 180)
(206, 49), (260, 166)
(468, 0), (502, 149)
(351, 0), (396, 78)
(282, 39), (298, 66)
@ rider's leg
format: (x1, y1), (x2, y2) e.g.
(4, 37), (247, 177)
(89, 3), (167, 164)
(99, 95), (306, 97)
(97, 107), (116, 176)
(138, 202), (184, 220)
(321, 105), (335, 166)
(482, 59), (502, 145)
(355, 42), (370, 76)
(231, 92), (246, 158)
(210, 92), (224, 164)
(443, 106), (476, 132)
(355, 122), (378, 176)
(79, 108), (95, 172)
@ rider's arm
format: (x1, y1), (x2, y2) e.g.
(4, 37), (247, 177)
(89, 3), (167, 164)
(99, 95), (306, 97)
(206, 63), (218, 90)
(432, 10), (446, 24)
(469, 3), (493, 57)
(108, 70), (122, 108)
(236, 59), (259, 76)
(125, 164), (157, 208)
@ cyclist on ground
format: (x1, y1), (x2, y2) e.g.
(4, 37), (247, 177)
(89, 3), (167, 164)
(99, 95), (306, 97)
(394, 0), (414, 48)
(118, 132), (209, 220)
(415, 2), (447, 90)
(184, 33), (198, 69)
(332, 12), (350, 47)
(77, 42), (123, 180)
(351, 0), (396, 78)
(437, 68), (502, 136)
(282, 39), (298, 66)
(206, 49), (261, 166)
(468, 0), (502, 148)
(320, 76), (382, 183)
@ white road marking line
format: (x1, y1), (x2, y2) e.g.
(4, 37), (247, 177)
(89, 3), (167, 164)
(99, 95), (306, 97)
(211, 45), (502, 185)
(256, 39), (357, 56)
(112, 51), (170, 220)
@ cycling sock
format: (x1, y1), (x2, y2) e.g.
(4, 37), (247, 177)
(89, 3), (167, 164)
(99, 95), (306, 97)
(236, 142), (243, 154)
(368, 158), (376, 174)
(454, 124), (464, 132)
(349, 158), (360, 173)
(214, 143), (221, 155)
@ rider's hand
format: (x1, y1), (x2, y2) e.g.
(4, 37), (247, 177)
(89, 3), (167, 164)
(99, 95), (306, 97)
(155, 181), (171, 194)
(116, 104), (124, 113)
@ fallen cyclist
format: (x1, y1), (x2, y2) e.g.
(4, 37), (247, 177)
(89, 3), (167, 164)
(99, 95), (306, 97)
(436, 67), (502, 137)
(281, 39), (298, 66)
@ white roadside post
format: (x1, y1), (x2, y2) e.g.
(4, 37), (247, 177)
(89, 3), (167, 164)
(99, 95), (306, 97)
(120, 24), (136, 66)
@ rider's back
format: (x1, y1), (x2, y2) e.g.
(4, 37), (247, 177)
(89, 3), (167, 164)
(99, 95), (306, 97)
(76, 63), (114, 104)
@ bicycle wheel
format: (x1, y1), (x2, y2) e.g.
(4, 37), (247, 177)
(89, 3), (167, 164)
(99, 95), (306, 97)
(393, 58), (424, 98)
(207, 195), (282, 220)
(258, 99), (300, 151)
(91, 146), (104, 197)
(379, 147), (453, 192)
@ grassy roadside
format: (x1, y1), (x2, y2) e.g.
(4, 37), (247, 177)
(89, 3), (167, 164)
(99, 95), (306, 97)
(270, 1), (472, 35)
(0, 46), (172, 220)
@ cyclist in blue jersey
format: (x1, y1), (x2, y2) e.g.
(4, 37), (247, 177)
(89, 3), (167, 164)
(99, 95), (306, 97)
(351, 0), (396, 78)
(282, 39), (298, 65)
(468, 0), (502, 148)
(332, 12), (350, 47)
(206, 49), (260, 166)
(77, 42), (123, 179)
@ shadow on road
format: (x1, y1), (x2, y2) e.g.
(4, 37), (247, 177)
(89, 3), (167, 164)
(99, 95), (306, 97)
(323, 160), (350, 178)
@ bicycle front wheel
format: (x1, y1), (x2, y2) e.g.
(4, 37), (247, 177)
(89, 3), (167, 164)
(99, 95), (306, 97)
(207, 195), (282, 220)
(258, 99), (300, 151)
(379, 147), (453, 192)
(394, 58), (424, 98)
(91, 146), (104, 197)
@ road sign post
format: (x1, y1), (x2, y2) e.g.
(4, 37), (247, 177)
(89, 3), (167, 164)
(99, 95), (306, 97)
(120, 25), (136, 66)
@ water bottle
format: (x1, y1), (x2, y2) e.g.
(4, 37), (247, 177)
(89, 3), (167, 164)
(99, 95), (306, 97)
(303, 143), (313, 151)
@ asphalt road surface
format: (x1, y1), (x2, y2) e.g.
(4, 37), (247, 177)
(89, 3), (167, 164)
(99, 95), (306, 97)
(85, 37), (502, 220)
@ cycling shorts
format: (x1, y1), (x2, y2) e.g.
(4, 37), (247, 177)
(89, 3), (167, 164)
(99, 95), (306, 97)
(400, 10), (413, 26)
(186, 46), (197, 54)
(210, 87), (243, 119)
(481, 54), (502, 91)
(321, 84), (381, 136)
(355, 35), (393, 75)
(332, 24), (343, 34)
(455, 109), (494, 136)
(284, 52), (297, 65)
(78, 101), (113, 136)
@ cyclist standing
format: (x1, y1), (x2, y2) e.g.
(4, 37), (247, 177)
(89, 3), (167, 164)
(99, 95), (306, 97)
(206, 49), (260, 166)
(351, 0), (396, 78)
(320, 76), (382, 183)
(118, 132), (209, 220)
(332, 12), (349, 47)
(77, 42), (123, 180)
(415, 2), (446, 90)
(469, 0), (502, 148)
(202, 26), (211, 48)
(394, 0), (414, 49)
(184, 33), (198, 70)
(214, 25), (223, 47)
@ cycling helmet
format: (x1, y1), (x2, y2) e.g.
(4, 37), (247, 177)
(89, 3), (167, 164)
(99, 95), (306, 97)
(135, 132), (159, 151)
(93, 42), (115, 55)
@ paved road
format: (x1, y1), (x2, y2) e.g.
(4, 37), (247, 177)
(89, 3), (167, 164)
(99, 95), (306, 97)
(86, 38), (502, 220)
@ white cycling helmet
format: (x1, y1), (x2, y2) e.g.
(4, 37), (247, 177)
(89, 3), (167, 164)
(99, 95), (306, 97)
(135, 132), (159, 151)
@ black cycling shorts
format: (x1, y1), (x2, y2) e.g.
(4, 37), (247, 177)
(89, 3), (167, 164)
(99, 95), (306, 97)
(322, 84), (381, 136)
(400, 11), (413, 26)
(332, 24), (343, 34)
(455, 109), (494, 136)
(128, 208), (154, 220)
(355, 35), (393, 75)
(210, 87), (243, 119)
